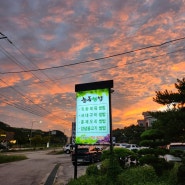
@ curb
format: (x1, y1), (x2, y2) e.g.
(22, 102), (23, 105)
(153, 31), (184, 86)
(44, 163), (60, 185)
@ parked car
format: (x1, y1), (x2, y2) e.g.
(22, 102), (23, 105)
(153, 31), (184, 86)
(163, 142), (185, 162)
(166, 142), (185, 151)
(114, 143), (129, 148)
(125, 144), (140, 150)
(63, 144), (74, 154)
(164, 154), (182, 162)
(71, 146), (102, 165)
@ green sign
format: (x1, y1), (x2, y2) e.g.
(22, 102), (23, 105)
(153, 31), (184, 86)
(75, 88), (110, 144)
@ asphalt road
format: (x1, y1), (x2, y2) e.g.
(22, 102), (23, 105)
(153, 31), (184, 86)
(0, 149), (87, 185)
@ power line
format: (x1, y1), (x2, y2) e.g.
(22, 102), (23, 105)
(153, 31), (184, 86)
(10, 42), (59, 87)
(1, 34), (184, 111)
(0, 36), (185, 75)
(0, 45), (53, 90)
(0, 94), (48, 117)
(0, 77), (71, 125)
(0, 32), (12, 43)
(0, 34), (68, 120)
(12, 47), (185, 87)
(0, 79), (50, 114)
(0, 33), (71, 92)
(0, 33), (184, 126)
(0, 89), (71, 126)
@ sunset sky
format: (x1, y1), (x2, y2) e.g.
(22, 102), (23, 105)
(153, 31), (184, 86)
(0, 0), (185, 136)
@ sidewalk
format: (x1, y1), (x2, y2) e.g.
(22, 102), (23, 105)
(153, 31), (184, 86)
(52, 164), (87, 185)
(43, 160), (101, 185)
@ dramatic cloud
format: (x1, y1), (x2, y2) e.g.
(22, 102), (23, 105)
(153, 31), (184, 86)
(0, 0), (185, 135)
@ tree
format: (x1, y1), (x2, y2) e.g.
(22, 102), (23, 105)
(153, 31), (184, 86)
(112, 128), (125, 143)
(140, 128), (165, 147)
(150, 110), (185, 142)
(31, 135), (42, 148)
(122, 125), (145, 144)
(151, 78), (185, 143)
(113, 125), (145, 144)
(140, 129), (164, 141)
(153, 78), (185, 108)
(14, 130), (29, 147)
(175, 78), (185, 107)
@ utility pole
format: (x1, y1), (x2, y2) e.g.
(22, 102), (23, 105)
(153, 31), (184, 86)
(30, 120), (42, 147)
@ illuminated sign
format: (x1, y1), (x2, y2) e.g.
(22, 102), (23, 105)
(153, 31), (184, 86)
(75, 80), (113, 145)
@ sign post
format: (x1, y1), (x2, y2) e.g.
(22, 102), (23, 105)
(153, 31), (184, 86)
(74, 80), (113, 179)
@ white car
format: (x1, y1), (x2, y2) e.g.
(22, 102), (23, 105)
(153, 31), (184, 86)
(125, 144), (140, 150)
(163, 142), (185, 162)
(63, 144), (74, 154)
(164, 154), (182, 162)
(114, 143), (129, 148)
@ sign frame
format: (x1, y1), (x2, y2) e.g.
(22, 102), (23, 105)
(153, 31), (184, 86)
(75, 80), (113, 145)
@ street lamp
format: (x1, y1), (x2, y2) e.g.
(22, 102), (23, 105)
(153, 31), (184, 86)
(30, 120), (42, 147)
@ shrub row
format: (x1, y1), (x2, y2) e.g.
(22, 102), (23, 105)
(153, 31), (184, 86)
(67, 147), (184, 185)
(0, 154), (27, 163)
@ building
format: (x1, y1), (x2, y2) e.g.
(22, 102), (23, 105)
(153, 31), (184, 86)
(137, 111), (157, 129)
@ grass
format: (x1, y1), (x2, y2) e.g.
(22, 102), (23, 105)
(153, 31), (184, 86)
(47, 149), (65, 155)
(0, 154), (27, 164)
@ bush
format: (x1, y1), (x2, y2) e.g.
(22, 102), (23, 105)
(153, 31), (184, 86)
(139, 154), (174, 176)
(140, 140), (154, 147)
(100, 158), (122, 180)
(140, 140), (166, 148)
(117, 165), (158, 185)
(86, 164), (100, 176)
(102, 147), (137, 169)
(101, 147), (135, 160)
(67, 162), (179, 185)
(67, 174), (115, 185)
(139, 154), (157, 165)
(153, 148), (168, 156)
(160, 163), (179, 185)
(138, 148), (168, 156)
(169, 149), (184, 158)
(67, 147), (180, 185)
(138, 148), (155, 155)
(99, 159), (109, 174)
(152, 158), (174, 176)
(177, 164), (185, 185)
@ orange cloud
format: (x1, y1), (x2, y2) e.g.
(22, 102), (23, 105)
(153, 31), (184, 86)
(1, 0), (185, 134)
(112, 96), (161, 128)
(171, 61), (185, 72)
